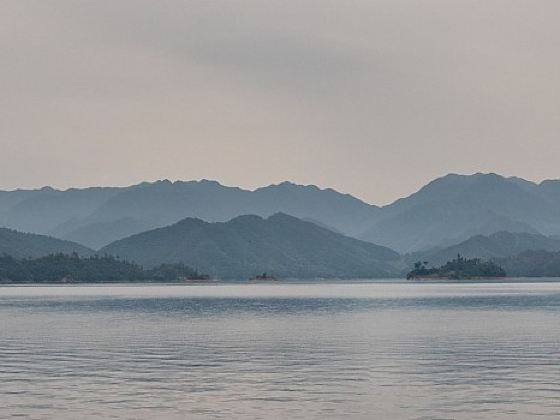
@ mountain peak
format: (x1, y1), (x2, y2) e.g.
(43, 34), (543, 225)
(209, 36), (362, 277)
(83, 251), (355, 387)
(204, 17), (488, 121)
(174, 217), (207, 227)
(260, 181), (309, 190)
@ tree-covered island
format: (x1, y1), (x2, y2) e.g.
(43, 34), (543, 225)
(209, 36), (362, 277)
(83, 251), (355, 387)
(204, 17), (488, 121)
(0, 253), (210, 284)
(407, 254), (506, 280)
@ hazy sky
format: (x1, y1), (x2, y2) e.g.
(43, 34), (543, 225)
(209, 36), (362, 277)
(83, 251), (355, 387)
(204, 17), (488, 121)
(2, 1), (560, 204)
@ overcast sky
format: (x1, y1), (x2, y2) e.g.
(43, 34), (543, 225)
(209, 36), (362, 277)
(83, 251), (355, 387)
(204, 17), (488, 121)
(2, 1), (560, 204)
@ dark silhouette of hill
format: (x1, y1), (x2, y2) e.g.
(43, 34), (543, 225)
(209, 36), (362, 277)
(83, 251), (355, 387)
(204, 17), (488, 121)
(100, 213), (402, 279)
(496, 250), (560, 277)
(0, 254), (207, 283)
(0, 228), (94, 259)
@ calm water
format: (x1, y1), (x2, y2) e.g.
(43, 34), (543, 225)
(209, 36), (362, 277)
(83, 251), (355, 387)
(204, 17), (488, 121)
(1, 282), (560, 419)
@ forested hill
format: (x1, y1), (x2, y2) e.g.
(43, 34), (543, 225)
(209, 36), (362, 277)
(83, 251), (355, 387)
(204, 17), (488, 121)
(100, 213), (403, 279)
(496, 250), (560, 277)
(0, 254), (208, 283)
(0, 228), (94, 259)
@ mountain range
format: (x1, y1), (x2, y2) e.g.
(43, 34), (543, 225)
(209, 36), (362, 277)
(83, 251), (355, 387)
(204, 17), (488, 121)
(0, 180), (379, 249)
(3, 173), (560, 253)
(4, 217), (560, 279)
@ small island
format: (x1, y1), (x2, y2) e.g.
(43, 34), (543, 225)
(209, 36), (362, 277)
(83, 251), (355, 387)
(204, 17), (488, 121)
(249, 272), (277, 282)
(407, 254), (506, 280)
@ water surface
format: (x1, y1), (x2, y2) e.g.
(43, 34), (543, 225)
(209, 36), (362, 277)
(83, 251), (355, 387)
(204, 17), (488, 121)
(1, 281), (560, 419)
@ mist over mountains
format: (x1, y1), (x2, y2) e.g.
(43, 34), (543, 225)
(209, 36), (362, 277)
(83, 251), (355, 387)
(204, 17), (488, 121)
(0, 180), (379, 249)
(2, 173), (560, 253)
(2, 172), (560, 278)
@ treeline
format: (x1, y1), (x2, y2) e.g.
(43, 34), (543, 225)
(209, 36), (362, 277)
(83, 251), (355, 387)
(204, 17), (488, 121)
(0, 253), (209, 283)
(407, 255), (506, 280)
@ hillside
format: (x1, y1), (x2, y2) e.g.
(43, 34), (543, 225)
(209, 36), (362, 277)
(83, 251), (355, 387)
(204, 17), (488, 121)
(496, 250), (560, 277)
(360, 173), (560, 252)
(0, 228), (94, 259)
(409, 231), (560, 266)
(100, 213), (402, 279)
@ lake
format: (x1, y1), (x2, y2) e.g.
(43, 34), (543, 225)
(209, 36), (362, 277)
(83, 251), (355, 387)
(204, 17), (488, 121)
(1, 281), (560, 419)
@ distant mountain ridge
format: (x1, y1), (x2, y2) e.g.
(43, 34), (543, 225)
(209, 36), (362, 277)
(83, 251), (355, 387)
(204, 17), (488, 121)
(100, 213), (403, 279)
(2, 173), (560, 252)
(0, 180), (380, 249)
(0, 186), (122, 237)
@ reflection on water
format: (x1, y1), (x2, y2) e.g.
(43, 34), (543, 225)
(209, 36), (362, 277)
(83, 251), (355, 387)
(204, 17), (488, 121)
(1, 282), (560, 419)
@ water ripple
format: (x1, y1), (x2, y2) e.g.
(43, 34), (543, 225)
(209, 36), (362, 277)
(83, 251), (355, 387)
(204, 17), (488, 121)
(1, 282), (560, 419)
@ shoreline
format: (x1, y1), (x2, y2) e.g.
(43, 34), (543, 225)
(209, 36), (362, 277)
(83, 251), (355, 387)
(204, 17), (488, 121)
(2, 277), (560, 287)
